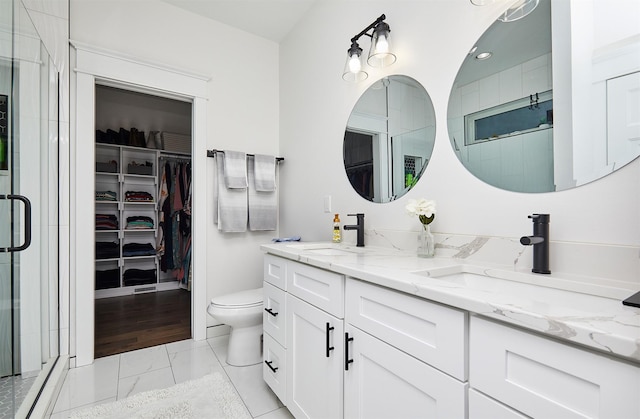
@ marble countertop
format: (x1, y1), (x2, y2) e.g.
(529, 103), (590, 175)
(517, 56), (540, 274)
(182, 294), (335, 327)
(261, 242), (640, 364)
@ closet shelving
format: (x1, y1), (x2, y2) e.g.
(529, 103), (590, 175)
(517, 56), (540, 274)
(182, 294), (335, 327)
(95, 143), (190, 298)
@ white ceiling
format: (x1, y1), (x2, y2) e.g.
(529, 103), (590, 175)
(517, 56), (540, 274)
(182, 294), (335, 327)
(456, 0), (552, 85)
(160, 0), (318, 43)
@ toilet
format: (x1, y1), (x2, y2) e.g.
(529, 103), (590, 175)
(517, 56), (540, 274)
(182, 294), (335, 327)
(207, 287), (264, 366)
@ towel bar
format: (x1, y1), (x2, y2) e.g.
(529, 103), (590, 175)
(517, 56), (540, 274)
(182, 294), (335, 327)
(207, 149), (284, 162)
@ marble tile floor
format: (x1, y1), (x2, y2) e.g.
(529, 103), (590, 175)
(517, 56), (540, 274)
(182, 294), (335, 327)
(49, 335), (293, 419)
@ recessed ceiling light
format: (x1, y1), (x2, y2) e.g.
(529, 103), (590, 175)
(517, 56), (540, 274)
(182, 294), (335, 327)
(468, 46), (478, 55)
(475, 52), (492, 60)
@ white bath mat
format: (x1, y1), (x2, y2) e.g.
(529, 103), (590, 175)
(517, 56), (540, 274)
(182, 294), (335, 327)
(70, 372), (251, 419)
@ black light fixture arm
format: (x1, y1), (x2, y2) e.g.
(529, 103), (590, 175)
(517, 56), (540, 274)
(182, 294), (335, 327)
(350, 14), (386, 43)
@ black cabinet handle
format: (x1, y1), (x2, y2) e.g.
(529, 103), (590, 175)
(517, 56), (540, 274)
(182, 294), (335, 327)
(0, 194), (32, 252)
(264, 307), (278, 317)
(265, 360), (278, 373)
(325, 322), (335, 357)
(345, 332), (354, 370)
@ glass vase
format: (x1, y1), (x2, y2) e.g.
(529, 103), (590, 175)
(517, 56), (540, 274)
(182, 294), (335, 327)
(417, 224), (435, 258)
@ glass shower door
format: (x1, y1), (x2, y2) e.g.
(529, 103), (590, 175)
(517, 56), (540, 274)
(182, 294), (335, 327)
(0, 0), (60, 416)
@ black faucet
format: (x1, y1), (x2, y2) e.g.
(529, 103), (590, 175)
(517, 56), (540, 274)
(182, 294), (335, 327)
(344, 213), (365, 247)
(520, 214), (550, 274)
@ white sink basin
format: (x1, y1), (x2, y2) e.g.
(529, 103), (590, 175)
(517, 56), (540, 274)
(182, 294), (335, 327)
(306, 248), (356, 256)
(286, 243), (338, 250)
(413, 266), (623, 309)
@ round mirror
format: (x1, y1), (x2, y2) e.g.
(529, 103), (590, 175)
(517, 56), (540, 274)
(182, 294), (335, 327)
(344, 75), (436, 203)
(447, 0), (640, 192)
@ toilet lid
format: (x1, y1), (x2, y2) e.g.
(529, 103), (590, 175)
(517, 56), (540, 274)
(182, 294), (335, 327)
(210, 287), (263, 307)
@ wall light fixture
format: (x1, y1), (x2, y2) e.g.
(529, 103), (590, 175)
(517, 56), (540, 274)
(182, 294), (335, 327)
(342, 14), (396, 82)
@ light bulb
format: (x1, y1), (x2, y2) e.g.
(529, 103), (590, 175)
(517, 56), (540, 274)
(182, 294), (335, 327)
(375, 34), (389, 54)
(348, 54), (361, 73)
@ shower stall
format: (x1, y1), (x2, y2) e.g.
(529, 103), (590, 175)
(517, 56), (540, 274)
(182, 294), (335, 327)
(0, 0), (62, 416)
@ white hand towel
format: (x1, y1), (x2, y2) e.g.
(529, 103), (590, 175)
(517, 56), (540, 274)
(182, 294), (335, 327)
(248, 156), (277, 231)
(253, 154), (276, 192)
(214, 153), (247, 232)
(223, 150), (248, 188)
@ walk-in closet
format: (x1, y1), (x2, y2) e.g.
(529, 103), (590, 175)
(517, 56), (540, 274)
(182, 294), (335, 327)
(93, 85), (193, 357)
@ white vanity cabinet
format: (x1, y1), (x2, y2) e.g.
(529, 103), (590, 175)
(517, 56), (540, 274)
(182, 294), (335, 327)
(286, 260), (345, 419)
(286, 293), (344, 419)
(263, 255), (346, 419)
(470, 316), (640, 419)
(263, 255), (288, 402)
(263, 249), (640, 419)
(344, 278), (468, 419)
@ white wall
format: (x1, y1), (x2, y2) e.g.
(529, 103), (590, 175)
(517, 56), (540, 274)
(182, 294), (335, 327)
(70, 0), (280, 330)
(278, 1), (639, 279)
(68, 0), (639, 348)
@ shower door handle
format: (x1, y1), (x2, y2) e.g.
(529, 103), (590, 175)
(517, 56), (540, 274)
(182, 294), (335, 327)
(0, 194), (32, 252)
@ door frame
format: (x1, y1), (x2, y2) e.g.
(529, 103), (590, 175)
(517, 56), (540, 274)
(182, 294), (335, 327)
(71, 42), (209, 366)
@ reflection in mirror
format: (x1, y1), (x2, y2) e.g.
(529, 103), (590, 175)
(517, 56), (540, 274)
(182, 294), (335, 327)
(447, 0), (640, 193)
(344, 75), (436, 203)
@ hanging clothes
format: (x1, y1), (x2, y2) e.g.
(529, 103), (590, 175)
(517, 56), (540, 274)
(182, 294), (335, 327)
(157, 158), (192, 285)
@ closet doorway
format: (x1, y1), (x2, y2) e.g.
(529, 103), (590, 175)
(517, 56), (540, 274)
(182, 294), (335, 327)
(94, 85), (193, 357)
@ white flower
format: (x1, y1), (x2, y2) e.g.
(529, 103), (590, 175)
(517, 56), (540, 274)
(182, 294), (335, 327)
(406, 199), (436, 225)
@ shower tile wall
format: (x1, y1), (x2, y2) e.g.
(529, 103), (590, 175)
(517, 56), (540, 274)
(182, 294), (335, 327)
(448, 53), (553, 192)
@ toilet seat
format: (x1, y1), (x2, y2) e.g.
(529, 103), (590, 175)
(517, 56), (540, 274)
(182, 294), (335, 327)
(210, 287), (263, 308)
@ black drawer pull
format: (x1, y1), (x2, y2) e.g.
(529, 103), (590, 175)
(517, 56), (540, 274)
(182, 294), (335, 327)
(264, 307), (278, 317)
(265, 360), (278, 373)
(345, 332), (354, 370)
(326, 322), (335, 357)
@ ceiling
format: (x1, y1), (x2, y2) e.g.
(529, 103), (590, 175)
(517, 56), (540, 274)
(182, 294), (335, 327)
(455, 0), (552, 85)
(160, 0), (318, 43)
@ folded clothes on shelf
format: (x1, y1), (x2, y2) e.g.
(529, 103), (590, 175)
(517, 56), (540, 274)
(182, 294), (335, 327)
(122, 242), (156, 257)
(123, 268), (157, 286)
(124, 191), (153, 202)
(95, 268), (120, 289)
(96, 190), (117, 201)
(96, 241), (119, 259)
(126, 215), (154, 229)
(96, 214), (119, 230)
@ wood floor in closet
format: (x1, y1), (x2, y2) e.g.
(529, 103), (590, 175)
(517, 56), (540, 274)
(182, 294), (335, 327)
(94, 289), (191, 358)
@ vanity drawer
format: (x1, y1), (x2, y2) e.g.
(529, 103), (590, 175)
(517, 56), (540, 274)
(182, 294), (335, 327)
(346, 278), (468, 381)
(469, 389), (528, 419)
(264, 254), (287, 290)
(263, 332), (286, 403)
(263, 281), (286, 345)
(470, 317), (640, 419)
(286, 260), (344, 318)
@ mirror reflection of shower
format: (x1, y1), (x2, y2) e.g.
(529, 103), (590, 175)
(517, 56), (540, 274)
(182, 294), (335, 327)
(344, 75), (436, 203)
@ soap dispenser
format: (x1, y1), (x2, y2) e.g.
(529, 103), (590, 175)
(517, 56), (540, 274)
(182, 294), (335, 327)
(333, 214), (342, 243)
